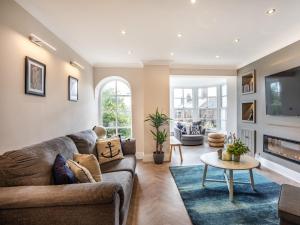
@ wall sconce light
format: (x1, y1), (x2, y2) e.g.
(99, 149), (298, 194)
(70, 61), (85, 70)
(29, 33), (57, 51)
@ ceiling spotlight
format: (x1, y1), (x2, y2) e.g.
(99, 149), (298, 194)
(266, 8), (276, 15)
(121, 30), (126, 35)
(215, 55), (220, 59)
(128, 50), (132, 55)
(177, 33), (183, 38)
(234, 38), (240, 43)
(191, 0), (196, 4)
(170, 52), (174, 56)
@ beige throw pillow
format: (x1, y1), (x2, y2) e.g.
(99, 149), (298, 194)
(97, 137), (124, 164)
(73, 153), (102, 182)
(67, 160), (96, 183)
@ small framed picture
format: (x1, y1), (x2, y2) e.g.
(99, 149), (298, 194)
(68, 76), (78, 101)
(25, 56), (46, 96)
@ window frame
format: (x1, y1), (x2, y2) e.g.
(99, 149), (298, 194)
(99, 78), (132, 138)
(171, 84), (227, 131)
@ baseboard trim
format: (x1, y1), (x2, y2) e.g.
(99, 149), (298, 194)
(257, 156), (300, 183)
(143, 153), (171, 162)
(136, 152), (144, 160)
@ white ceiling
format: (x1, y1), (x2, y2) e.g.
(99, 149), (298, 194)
(15, 0), (300, 68)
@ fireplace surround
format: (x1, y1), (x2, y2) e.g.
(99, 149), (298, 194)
(263, 135), (300, 164)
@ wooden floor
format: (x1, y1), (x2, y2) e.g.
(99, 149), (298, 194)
(126, 143), (299, 225)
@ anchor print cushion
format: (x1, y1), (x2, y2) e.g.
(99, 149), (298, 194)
(96, 137), (124, 164)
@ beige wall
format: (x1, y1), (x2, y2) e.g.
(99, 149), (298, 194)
(238, 40), (300, 173)
(0, 0), (97, 153)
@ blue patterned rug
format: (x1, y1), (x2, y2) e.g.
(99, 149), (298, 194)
(169, 165), (280, 225)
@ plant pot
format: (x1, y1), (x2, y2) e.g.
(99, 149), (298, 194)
(233, 154), (240, 162)
(153, 151), (164, 164)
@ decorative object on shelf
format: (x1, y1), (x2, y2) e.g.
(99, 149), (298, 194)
(227, 138), (250, 162)
(145, 108), (171, 164)
(242, 100), (256, 123)
(241, 70), (256, 95)
(68, 76), (78, 101)
(25, 56), (46, 97)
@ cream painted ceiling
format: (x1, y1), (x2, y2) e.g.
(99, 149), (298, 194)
(15, 0), (300, 68)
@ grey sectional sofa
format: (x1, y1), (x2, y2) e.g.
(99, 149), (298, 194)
(0, 129), (136, 225)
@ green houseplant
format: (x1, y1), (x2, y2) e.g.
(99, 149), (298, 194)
(227, 138), (250, 162)
(145, 108), (171, 164)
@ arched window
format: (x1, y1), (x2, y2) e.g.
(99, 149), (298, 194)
(99, 77), (132, 138)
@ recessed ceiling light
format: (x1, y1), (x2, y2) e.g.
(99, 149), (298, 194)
(234, 38), (240, 43)
(170, 52), (174, 56)
(215, 55), (220, 59)
(266, 8), (276, 15)
(121, 30), (126, 35)
(190, 0), (196, 4)
(177, 33), (183, 38)
(127, 50), (132, 55)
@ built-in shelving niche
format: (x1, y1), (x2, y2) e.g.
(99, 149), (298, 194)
(242, 70), (256, 95)
(242, 100), (256, 123)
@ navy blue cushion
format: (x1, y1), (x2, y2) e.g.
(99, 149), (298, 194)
(52, 154), (76, 185)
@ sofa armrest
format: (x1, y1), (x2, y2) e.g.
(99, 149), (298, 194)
(121, 139), (136, 155)
(0, 182), (124, 210)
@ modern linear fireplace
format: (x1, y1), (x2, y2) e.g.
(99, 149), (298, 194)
(263, 135), (300, 164)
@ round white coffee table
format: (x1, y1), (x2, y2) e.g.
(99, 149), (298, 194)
(200, 152), (260, 202)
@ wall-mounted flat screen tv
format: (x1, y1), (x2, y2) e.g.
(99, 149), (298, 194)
(265, 66), (300, 116)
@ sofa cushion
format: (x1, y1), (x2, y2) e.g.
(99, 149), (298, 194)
(53, 154), (76, 185)
(97, 137), (124, 164)
(67, 160), (96, 183)
(102, 171), (133, 225)
(67, 130), (98, 156)
(74, 153), (102, 182)
(100, 155), (136, 176)
(278, 184), (300, 224)
(0, 137), (78, 187)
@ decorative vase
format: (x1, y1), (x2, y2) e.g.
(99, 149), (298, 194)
(153, 152), (164, 164)
(233, 154), (240, 162)
(222, 150), (232, 161)
(217, 149), (223, 159)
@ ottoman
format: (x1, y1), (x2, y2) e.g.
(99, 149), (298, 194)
(208, 133), (225, 148)
(278, 184), (300, 225)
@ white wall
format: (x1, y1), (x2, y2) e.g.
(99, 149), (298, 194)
(0, 0), (97, 153)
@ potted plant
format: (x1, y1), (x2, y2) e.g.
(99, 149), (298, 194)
(227, 138), (250, 162)
(145, 108), (171, 164)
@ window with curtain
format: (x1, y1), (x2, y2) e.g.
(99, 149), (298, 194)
(100, 79), (132, 138)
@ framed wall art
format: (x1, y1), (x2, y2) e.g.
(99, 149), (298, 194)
(25, 56), (46, 96)
(68, 76), (78, 101)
